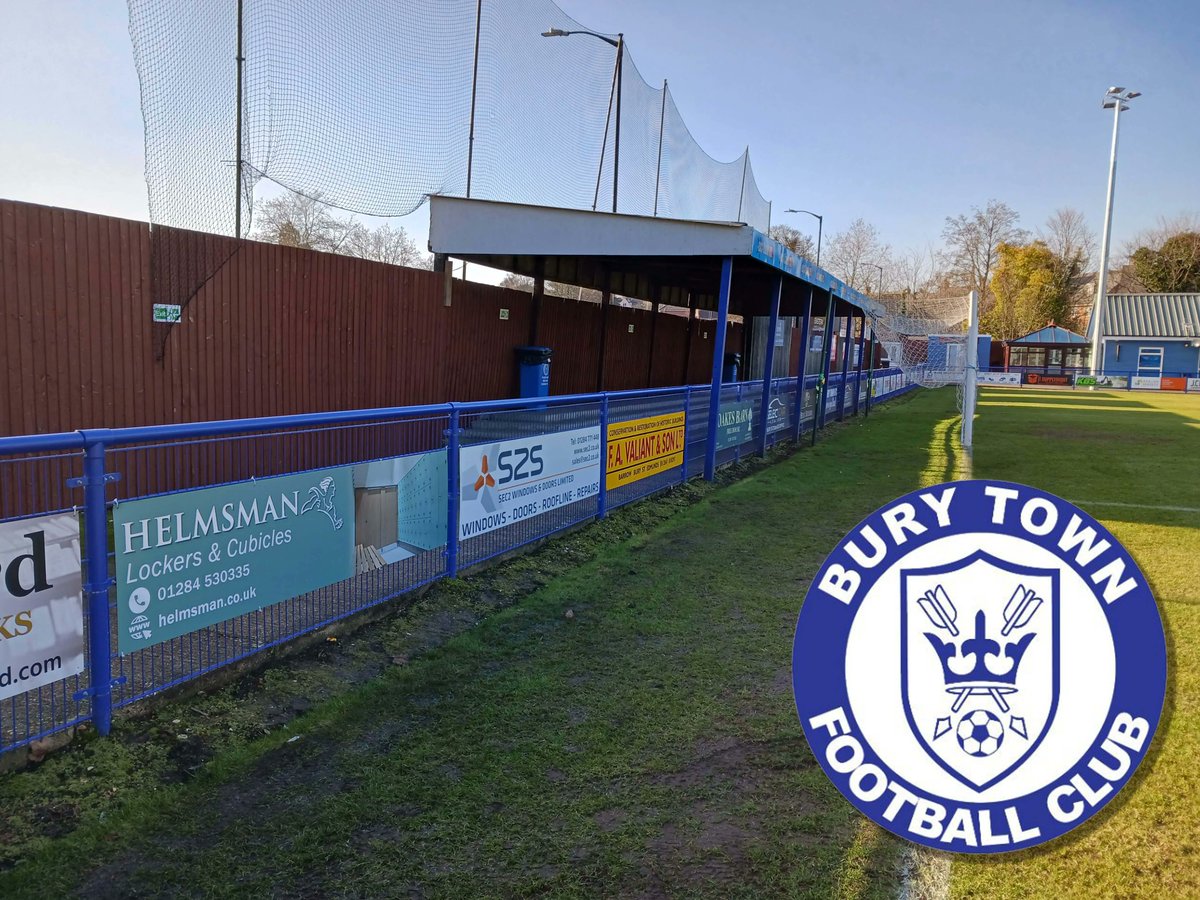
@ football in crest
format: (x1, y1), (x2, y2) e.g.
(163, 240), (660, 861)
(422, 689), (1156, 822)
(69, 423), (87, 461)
(956, 709), (1004, 757)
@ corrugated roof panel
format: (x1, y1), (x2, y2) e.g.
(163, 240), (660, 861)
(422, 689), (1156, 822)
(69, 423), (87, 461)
(1101, 294), (1200, 337)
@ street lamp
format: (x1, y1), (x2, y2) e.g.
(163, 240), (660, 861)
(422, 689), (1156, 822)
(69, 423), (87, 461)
(542, 28), (624, 214)
(863, 263), (883, 296)
(1089, 86), (1141, 375)
(784, 209), (823, 266)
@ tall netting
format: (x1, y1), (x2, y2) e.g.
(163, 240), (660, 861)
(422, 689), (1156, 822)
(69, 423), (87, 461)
(126, 0), (773, 237)
(871, 295), (972, 390)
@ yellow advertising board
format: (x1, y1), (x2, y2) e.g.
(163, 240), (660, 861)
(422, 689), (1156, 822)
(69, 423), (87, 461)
(606, 411), (686, 490)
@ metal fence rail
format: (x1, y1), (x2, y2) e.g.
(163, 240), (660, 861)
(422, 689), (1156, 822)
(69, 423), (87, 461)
(0, 370), (910, 754)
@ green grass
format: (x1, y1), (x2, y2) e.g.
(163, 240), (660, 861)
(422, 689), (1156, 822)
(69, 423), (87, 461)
(951, 388), (1200, 899)
(1, 387), (1196, 898)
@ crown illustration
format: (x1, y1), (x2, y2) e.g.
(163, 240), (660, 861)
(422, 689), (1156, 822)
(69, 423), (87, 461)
(918, 585), (1042, 687)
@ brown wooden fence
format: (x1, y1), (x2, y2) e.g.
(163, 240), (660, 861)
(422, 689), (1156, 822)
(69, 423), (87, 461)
(1, 199), (744, 438)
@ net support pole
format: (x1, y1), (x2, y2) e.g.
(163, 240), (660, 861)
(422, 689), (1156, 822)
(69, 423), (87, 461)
(837, 312), (852, 421)
(233, 0), (244, 239)
(853, 314), (867, 416)
(705, 257), (733, 481)
(758, 275), (783, 457)
(962, 289), (980, 451)
(864, 317), (875, 417)
(653, 79), (666, 216)
(792, 291), (813, 442)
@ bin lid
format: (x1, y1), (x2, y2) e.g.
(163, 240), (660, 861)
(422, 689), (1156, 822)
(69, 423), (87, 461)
(515, 345), (553, 362)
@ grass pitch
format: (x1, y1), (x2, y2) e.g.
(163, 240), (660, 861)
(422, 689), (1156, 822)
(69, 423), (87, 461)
(0, 387), (1196, 898)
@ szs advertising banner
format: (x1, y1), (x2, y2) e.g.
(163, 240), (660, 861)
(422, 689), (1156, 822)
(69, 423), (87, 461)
(716, 401), (755, 451)
(459, 426), (602, 540)
(606, 412), (686, 491)
(115, 467), (356, 653)
(0, 514), (84, 701)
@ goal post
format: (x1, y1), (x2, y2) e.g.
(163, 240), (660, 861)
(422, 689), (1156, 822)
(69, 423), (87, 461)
(961, 289), (979, 452)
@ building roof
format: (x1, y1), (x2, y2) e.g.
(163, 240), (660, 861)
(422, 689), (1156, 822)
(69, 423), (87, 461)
(1089, 293), (1200, 339)
(1010, 325), (1089, 345)
(427, 195), (883, 320)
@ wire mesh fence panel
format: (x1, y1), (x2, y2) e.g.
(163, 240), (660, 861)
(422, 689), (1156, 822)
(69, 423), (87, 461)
(126, 0), (772, 237)
(105, 415), (450, 709)
(765, 378), (796, 449)
(457, 401), (603, 570)
(685, 390), (710, 481)
(605, 390), (689, 510)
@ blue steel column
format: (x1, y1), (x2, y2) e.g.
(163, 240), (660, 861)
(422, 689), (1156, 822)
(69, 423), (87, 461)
(758, 275), (783, 457)
(792, 292), (812, 442)
(704, 257), (734, 481)
(864, 317), (875, 416)
(83, 441), (114, 736)
(837, 312), (852, 421)
(598, 394), (610, 519)
(815, 295), (836, 440)
(852, 313), (867, 416)
(445, 407), (461, 577)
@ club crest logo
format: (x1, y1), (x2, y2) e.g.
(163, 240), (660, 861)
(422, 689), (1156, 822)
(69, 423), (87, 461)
(792, 480), (1166, 853)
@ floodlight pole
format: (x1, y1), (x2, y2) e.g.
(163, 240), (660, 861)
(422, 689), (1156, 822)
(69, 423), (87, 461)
(234, 0), (245, 239)
(1090, 88), (1140, 375)
(962, 289), (979, 451)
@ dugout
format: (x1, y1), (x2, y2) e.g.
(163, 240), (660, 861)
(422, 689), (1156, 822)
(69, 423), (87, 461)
(428, 196), (884, 480)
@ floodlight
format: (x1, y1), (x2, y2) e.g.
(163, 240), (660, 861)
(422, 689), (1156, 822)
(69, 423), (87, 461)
(1107, 86), (1125, 94)
(1126, 91), (1142, 99)
(541, 28), (568, 37)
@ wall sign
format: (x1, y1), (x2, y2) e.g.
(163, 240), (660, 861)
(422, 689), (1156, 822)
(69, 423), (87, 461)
(606, 412), (685, 490)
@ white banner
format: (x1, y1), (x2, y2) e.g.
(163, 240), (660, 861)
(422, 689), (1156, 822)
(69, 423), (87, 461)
(1188, 377), (1200, 393)
(977, 372), (1021, 386)
(0, 513), (85, 701)
(459, 426), (602, 539)
(1131, 376), (1162, 390)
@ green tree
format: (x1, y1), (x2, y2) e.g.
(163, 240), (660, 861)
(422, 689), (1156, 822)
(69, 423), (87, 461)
(1131, 231), (1200, 292)
(984, 242), (1061, 340)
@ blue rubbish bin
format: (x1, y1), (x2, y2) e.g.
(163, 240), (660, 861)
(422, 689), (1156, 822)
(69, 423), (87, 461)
(723, 352), (741, 383)
(515, 346), (552, 399)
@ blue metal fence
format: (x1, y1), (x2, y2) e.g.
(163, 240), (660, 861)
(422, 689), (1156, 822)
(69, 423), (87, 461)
(0, 369), (910, 755)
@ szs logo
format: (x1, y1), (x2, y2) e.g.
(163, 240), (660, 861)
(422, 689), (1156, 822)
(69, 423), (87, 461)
(472, 446), (545, 495)
(792, 480), (1166, 852)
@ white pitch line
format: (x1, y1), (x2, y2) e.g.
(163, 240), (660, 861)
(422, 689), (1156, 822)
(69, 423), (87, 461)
(1072, 500), (1200, 514)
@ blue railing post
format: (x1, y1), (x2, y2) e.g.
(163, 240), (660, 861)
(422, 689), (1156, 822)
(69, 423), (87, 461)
(445, 406), (461, 578)
(82, 440), (114, 736)
(681, 386), (691, 482)
(705, 256), (733, 481)
(759, 275), (782, 457)
(598, 394), (610, 519)
(793, 292), (813, 442)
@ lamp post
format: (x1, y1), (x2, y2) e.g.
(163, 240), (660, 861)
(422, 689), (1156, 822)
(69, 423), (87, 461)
(863, 263), (883, 297)
(784, 208), (823, 266)
(1089, 86), (1141, 375)
(542, 27), (623, 214)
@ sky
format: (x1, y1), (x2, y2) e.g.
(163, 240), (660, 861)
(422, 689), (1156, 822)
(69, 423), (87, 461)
(1, 0), (1197, 277)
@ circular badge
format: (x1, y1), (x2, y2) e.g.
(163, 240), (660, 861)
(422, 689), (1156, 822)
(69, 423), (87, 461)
(792, 480), (1166, 853)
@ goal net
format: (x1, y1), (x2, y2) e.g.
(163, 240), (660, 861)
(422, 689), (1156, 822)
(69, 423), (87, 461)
(870, 291), (980, 448)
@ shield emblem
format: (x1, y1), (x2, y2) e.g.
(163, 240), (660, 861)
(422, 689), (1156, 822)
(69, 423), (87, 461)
(901, 550), (1059, 791)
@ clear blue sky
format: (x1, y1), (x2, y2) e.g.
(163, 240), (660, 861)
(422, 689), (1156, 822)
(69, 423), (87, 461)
(1, 0), (1197, 262)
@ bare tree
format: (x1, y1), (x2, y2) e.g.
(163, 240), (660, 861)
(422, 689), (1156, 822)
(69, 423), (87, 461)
(346, 223), (428, 267)
(825, 218), (891, 291)
(893, 245), (941, 299)
(254, 192), (355, 252)
(768, 224), (818, 261)
(499, 273), (601, 303)
(940, 200), (1027, 307)
(1041, 208), (1096, 270)
(1122, 214), (1200, 293)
